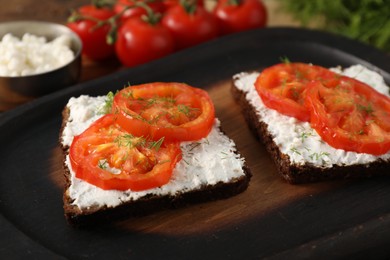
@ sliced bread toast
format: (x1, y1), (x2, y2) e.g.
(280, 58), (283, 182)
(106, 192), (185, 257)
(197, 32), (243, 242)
(59, 95), (251, 226)
(231, 65), (390, 183)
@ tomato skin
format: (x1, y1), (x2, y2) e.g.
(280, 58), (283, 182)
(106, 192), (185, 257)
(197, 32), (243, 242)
(305, 80), (390, 155)
(115, 18), (175, 67)
(69, 114), (182, 191)
(213, 0), (267, 35)
(161, 5), (219, 50)
(163, 0), (204, 10)
(114, 0), (166, 24)
(255, 62), (336, 122)
(67, 5), (116, 60)
(112, 82), (215, 142)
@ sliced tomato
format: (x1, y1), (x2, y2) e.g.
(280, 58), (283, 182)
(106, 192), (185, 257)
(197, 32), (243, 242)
(69, 114), (182, 191)
(112, 82), (215, 142)
(305, 79), (390, 155)
(254, 62), (337, 122)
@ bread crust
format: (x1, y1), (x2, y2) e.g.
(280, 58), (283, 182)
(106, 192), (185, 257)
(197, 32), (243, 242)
(231, 78), (389, 184)
(59, 106), (251, 227)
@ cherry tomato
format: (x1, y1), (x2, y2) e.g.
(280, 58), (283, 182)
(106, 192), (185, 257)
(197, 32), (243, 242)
(112, 82), (215, 142)
(115, 16), (174, 67)
(305, 79), (390, 155)
(67, 5), (116, 60)
(114, 0), (166, 24)
(213, 0), (267, 35)
(161, 4), (219, 49)
(69, 114), (182, 191)
(255, 62), (336, 122)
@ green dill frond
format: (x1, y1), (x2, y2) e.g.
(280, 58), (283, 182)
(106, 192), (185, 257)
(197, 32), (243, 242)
(149, 137), (165, 151)
(115, 134), (146, 148)
(357, 103), (374, 115)
(98, 91), (116, 114)
(309, 151), (330, 161)
(290, 147), (301, 155)
(280, 56), (291, 64)
(98, 160), (108, 169)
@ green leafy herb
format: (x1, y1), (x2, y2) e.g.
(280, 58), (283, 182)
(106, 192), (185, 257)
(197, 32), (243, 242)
(290, 147), (302, 155)
(309, 151), (330, 161)
(300, 131), (314, 142)
(188, 142), (201, 151)
(115, 134), (146, 148)
(357, 103), (374, 115)
(280, 56), (291, 64)
(99, 91), (116, 115)
(276, 0), (390, 52)
(177, 104), (199, 116)
(149, 137), (165, 151)
(98, 160), (108, 169)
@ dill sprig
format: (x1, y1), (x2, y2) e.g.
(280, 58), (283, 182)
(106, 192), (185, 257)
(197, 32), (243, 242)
(309, 151), (330, 161)
(99, 91), (116, 115)
(149, 137), (165, 151)
(114, 134), (146, 148)
(98, 159), (108, 169)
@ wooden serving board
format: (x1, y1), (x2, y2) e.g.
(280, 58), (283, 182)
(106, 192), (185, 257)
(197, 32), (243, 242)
(0, 28), (389, 259)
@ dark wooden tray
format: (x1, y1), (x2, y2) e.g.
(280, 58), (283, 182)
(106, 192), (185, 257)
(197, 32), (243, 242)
(0, 28), (389, 259)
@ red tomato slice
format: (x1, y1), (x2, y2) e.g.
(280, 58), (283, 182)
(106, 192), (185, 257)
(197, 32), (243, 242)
(254, 63), (337, 122)
(112, 82), (215, 142)
(69, 114), (182, 191)
(305, 79), (390, 155)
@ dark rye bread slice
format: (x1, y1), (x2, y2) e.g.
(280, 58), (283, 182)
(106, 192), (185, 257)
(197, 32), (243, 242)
(231, 72), (390, 184)
(60, 106), (251, 227)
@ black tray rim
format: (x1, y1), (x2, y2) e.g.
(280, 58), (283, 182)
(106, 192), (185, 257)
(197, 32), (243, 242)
(0, 27), (389, 259)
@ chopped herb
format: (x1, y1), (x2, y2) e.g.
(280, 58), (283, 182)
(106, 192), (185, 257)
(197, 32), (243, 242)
(115, 134), (146, 148)
(300, 131), (314, 142)
(290, 147), (301, 155)
(98, 160), (108, 169)
(220, 151), (229, 159)
(99, 91), (116, 115)
(149, 137), (165, 151)
(280, 56), (291, 64)
(122, 90), (135, 99)
(357, 103), (374, 115)
(357, 129), (365, 135)
(309, 151), (330, 161)
(177, 104), (199, 117)
(182, 158), (190, 165)
(189, 142), (201, 151)
(291, 87), (300, 100)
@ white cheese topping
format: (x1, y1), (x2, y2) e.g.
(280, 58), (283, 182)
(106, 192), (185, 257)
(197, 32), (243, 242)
(0, 33), (74, 77)
(61, 95), (246, 209)
(233, 64), (390, 167)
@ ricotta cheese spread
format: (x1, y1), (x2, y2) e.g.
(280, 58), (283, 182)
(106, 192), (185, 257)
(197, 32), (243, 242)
(0, 33), (74, 77)
(233, 64), (390, 167)
(61, 95), (246, 209)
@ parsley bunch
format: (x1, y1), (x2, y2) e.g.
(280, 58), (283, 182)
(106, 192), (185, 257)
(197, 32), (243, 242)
(276, 0), (390, 52)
